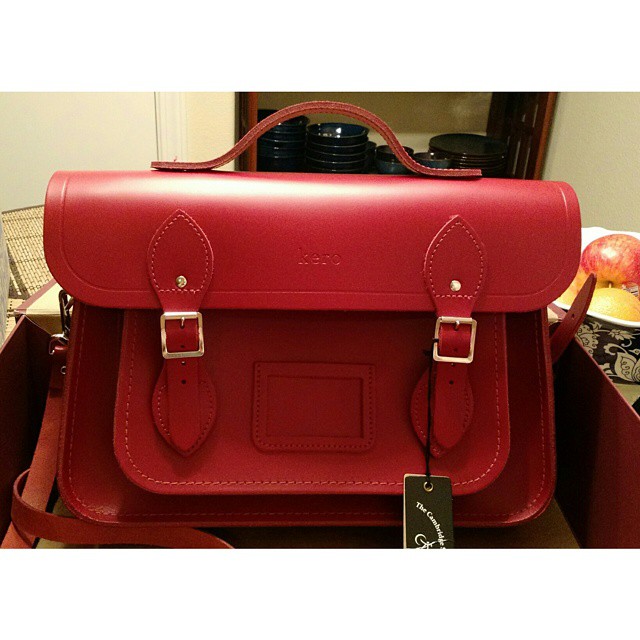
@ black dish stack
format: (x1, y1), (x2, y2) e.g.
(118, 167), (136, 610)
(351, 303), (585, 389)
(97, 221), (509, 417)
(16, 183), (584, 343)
(257, 109), (308, 172)
(255, 109), (509, 177)
(305, 123), (370, 173)
(428, 133), (508, 177)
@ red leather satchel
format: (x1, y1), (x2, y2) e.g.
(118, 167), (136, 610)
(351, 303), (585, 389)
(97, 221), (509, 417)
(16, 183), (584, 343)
(5, 102), (588, 547)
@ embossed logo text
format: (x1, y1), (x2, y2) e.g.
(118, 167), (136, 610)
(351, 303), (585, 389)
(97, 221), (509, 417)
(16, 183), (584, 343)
(298, 248), (342, 266)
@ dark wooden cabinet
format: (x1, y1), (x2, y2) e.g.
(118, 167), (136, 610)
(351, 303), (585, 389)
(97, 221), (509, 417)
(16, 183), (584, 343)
(487, 93), (557, 179)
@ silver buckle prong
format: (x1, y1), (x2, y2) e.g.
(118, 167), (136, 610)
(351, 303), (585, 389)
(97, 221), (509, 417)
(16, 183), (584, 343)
(160, 311), (204, 359)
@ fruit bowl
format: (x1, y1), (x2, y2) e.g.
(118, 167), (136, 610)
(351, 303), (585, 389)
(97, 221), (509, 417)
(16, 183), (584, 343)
(557, 301), (640, 383)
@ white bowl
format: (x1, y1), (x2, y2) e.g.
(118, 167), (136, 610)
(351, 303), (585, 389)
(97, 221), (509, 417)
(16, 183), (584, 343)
(556, 301), (640, 383)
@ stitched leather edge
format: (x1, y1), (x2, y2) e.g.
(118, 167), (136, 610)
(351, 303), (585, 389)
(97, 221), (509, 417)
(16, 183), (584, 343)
(425, 217), (485, 300)
(455, 311), (553, 522)
(411, 367), (473, 456)
(252, 362), (375, 452)
(153, 377), (216, 456)
(118, 312), (502, 490)
(149, 210), (211, 294)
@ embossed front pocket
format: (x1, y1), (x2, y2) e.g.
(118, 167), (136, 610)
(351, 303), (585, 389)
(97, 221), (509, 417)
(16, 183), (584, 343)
(253, 362), (375, 452)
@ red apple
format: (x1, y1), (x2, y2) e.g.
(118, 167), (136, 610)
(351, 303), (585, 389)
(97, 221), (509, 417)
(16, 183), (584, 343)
(580, 234), (640, 291)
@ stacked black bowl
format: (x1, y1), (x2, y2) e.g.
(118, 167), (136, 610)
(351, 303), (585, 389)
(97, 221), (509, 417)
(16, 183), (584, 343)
(374, 145), (414, 174)
(305, 123), (369, 173)
(257, 109), (308, 172)
(428, 134), (508, 177)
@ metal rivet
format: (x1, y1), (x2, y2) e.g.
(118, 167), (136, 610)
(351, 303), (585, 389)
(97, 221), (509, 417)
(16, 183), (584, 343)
(176, 275), (187, 289)
(450, 279), (461, 292)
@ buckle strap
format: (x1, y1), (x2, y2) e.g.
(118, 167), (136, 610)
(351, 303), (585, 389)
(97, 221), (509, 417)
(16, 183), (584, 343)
(422, 216), (487, 455)
(147, 210), (216, 456)
(550, 273), (596, 364)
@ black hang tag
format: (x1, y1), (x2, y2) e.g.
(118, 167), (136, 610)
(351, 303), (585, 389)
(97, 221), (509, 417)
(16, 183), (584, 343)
(403, 475), (454, 549)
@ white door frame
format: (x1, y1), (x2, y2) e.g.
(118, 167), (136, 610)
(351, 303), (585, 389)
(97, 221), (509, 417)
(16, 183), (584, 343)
(154, 92), (188, 162)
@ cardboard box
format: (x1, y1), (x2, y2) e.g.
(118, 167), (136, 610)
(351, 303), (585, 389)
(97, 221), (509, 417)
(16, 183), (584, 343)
(14, 279), (62, 336)
(3, 296), (631, 548)
(0, 316), (51, 537)
(555, 339), (640, 548)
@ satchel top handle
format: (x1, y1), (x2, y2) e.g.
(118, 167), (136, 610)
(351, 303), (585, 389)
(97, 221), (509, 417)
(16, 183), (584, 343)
(151, 100), (482, 179)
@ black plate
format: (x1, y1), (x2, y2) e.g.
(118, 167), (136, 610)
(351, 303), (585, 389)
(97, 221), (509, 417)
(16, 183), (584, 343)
(258, 111), (310, 130)
(440, 153), (507, 164)
(375, 145), (414, 163)
(306, 163), (365, 174)
(257, 145), (306, 159)
(260, 130), (307, 143)
(307, 123), (369, 146)
(306, 140), (368, 155)
(375, 158), (410, 175)
(454, 159), (508, 168)
(413, 152), (452, 169)
(257, 155), (305, 172)
(258, 138), (306, 151)
(428, 134), (507, 158)
(306, 147), (366, 163)
(431, 152), (508, 165)
(305, 156), (366, 171)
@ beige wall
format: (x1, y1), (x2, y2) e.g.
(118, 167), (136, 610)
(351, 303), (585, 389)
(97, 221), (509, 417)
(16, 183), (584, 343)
(185, 93), (236, 168)
(544, 93), (640, 232)
(0, 92), (158, 212)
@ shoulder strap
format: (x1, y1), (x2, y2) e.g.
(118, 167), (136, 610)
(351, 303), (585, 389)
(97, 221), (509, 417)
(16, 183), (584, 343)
(9, 469), (231, 548)
(1, 382), (63, 548)
(550, 273), (596, 364)
(1, 351), (232, 549)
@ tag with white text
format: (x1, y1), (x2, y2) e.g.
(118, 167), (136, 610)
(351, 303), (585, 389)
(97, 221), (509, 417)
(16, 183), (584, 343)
(403, 474), (454, 549)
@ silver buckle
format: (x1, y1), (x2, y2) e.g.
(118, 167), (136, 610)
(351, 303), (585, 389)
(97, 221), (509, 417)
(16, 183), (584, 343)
(432, 316), (477, 364)
(160, 311), (204, 359)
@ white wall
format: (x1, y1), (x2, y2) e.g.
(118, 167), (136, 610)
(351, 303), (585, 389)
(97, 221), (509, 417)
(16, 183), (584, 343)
(184, 93), (237, 169)
(0, 92), (158, 212)
(544, 92), (640, 232)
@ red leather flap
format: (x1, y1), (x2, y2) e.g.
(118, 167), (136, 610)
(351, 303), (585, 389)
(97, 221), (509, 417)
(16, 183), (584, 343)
(44, 170), (580, 312)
